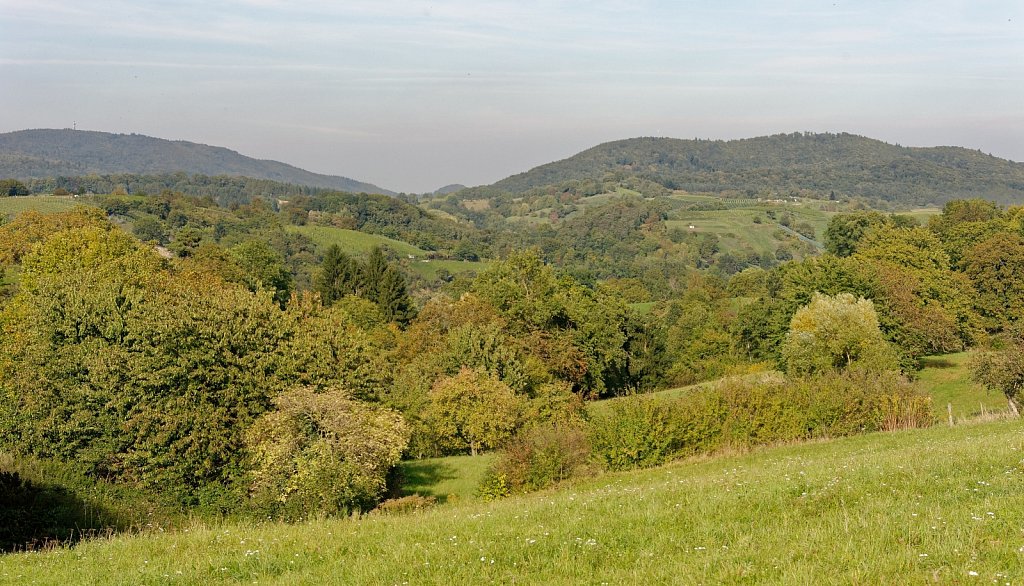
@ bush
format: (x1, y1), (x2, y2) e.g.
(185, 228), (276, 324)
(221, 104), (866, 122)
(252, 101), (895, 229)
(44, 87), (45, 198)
(588, 395), (678, 471)
(485, 421), (593, 495)
(0, 453), (176, 552)
(673, 369), (933, 454)
(476, 470), (511, 502)
(245, 386), (410, 520)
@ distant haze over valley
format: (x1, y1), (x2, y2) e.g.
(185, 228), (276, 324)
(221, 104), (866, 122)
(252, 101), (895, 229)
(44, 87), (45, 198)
(2, 129), (1023, 207)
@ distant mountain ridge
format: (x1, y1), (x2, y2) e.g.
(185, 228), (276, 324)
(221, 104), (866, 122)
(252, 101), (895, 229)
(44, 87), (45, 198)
(0, 129), (394, 195)
(487, 133), (1024, 205)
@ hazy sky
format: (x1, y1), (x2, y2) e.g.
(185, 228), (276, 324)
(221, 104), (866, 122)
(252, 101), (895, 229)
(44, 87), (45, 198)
(1, 1), (1022, 193)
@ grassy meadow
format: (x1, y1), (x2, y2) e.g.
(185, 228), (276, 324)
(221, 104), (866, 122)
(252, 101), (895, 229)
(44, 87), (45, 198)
(287, 224), (489, 281)
(398, 453), (496, 503)
(919, 352), (1009, 421)
(286, 225), (427, 257)
(665, 199), (833, 258)
(1, 419), (1020, 584)
(0, 195), (86, 218)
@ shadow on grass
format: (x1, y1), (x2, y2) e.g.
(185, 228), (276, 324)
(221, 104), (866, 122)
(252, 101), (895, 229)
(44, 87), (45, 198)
(398, 461), (460, 503)
(0, 471), (116, 553)
(920, 356), (957, 369)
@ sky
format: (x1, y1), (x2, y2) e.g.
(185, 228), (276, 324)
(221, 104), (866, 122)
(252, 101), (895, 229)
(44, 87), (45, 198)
(1, 1), (1022, 193)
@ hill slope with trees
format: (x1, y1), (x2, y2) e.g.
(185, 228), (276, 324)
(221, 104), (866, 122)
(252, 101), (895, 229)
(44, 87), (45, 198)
(486, 133), (1024, 205)
(0, 129), (394, 195)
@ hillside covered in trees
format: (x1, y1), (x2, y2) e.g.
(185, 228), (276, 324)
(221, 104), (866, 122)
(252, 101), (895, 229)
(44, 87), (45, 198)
(3, 137), (1024, 564)
(0, 129), (394, 195)
(2, 195), (1022, 542)
(478, 133), (1024, 206)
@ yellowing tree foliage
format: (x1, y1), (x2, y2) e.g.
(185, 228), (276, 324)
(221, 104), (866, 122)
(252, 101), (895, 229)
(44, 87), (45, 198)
(245, 386), (409, 517)
(425, 367), (526, 456)
(782, 292), (897, 375)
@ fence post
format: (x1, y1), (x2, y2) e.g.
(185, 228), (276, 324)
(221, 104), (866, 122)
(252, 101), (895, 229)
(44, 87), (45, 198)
(947, 403), (954, 427)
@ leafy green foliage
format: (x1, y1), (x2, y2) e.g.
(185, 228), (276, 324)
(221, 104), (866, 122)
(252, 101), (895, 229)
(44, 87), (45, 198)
(0, 211), (405, 513)
(0, 129), (390, 196)
(588, 395), (678, 471)
(230, 239), (294, 307)
(476, 133), (1024, 205)
(471, 250), (662, 397)
(0, 179), (29, 196)
(424, 368), (527, 456)
(962, 234), (1024, 330)
(782, 293), (897, 375)
(481, 421), (592, 495)
(245, 386), (409, 518)
(970, 330), (1024, 414)
(314, 245), (415, 324)
(823, 211), (889, 257)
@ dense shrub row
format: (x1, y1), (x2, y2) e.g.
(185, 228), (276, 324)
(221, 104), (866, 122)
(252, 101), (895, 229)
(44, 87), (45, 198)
(482, 369), (935, 496)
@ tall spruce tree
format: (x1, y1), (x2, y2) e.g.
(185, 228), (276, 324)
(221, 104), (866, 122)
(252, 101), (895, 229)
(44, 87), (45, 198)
(375, 264), (416, 325)
(362, 247), (415, 325)
(315, 244), (362, 305)
(317, 245), (414, 324)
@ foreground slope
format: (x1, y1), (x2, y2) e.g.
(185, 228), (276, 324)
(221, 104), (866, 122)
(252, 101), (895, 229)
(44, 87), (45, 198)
(3, 420), (1021, 584)
(490, 133), (1024, 205)
(0, 129), (393, 195)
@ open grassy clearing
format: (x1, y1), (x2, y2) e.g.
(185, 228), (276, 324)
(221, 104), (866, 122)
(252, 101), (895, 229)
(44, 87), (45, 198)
(918, 352), (1008, 421)
(0, 195), (88, 217)
(902, 207), (942, 224)
(287, 225), (489, 281)
(665, 201), (833, 258)
(286, 225), (427, 257)
(3, 420), (1021, 584)
(398, 453), (496, 503)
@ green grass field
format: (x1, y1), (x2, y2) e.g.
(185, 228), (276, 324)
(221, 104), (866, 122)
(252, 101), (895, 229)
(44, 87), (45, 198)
(0, 195), (88, 218)
(287, 225), (490, 281)
(665, 201), (833, 259)
(399, 453), (496, 503)
(286, 225), (427, 257)
(918, 352), (1008, 421)
(3, 419), (1020, 584)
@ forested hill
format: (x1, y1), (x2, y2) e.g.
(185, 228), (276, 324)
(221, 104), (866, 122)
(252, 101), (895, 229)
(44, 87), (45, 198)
(0, 129), (395, 196)
(489, 133), (1024, 206)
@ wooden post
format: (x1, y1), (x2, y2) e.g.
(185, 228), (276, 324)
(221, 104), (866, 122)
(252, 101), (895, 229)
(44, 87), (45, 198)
(947, 403), (954, 427)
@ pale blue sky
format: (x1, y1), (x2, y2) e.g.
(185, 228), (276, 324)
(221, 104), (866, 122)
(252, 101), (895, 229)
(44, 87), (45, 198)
(1, 1), (1021, 192)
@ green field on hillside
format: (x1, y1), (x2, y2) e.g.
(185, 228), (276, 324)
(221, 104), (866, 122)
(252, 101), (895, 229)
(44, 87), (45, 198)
(3, 419), (1020, 584)
(0, 195), (87, 217)
(287, 225), (489, 281)
(918, 352), (1008, 421)
(287, 225), (427, 257)
(665, 200), (832, 258)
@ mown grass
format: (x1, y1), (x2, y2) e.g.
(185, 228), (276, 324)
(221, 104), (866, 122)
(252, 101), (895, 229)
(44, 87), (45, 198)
(918, 352), (1008, 421)
(286, 225), (427, 257)
(398, 453), (496, 503)
(0, 196), (86, 218)
(2, 420), (1021, 584)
